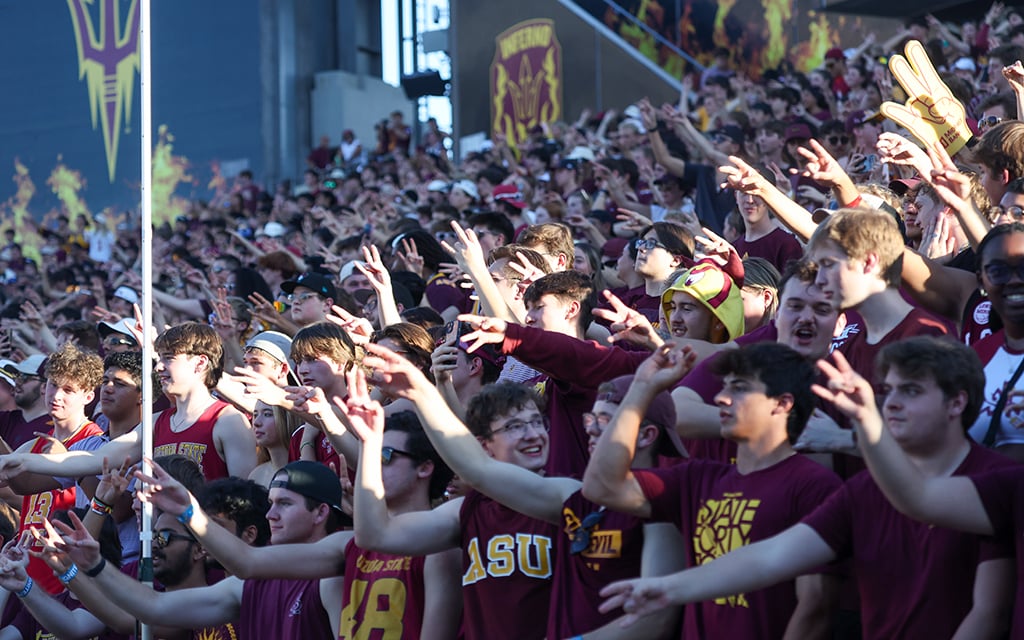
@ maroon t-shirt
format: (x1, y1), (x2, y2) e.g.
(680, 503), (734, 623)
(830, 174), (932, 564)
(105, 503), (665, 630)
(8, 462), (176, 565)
(600, 284), (660, 324)
(340, 538), (426, 640)
(548, 490), (647, 638)
(634, 455), (841, 639)
(732, 227), (804, 273)
(0, 411), (51, 451)
(459, 490), (556, 640)
(237, 578), (333, 639)
(971, 467), (1024, 635)
(804, 443), (1015, 638)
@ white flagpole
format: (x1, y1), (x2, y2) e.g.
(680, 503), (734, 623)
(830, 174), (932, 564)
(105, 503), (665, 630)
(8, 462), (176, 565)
(138, 1), (155, 639)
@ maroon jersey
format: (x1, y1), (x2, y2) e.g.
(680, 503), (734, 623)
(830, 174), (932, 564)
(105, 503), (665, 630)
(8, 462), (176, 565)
(0, 410), (51, 451)
(732, 227), (803, 273)
(634, 455), (841, 639)
(971, 467), (1024, 635)
(459, 491), (556, 640)
(599, 284), (660, 324)
(20, 421), (105, 595)
(548, 490), (647, 638)
(288, 428), (342, 475)
(237, 578), (333, 639)
(835, 308), (949, 389)
(153, 400), (231, 480)
(804, 443), (1015, 638)
(960, 289), (1000, 346)
(340, 538), (426, 640)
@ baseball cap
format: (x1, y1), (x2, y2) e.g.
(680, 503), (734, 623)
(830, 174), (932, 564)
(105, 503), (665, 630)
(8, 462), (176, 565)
(452, 179), (480, 201)
(97, 318), (140, 343)
(845, 109), (883, 133)
(244, 331), (293, 366)
(824, 47), (845, 60)
(784, 123), (814, 144)
(661, 262), (744, 342)
(261, 222), (287, 238)
(281, 272), (338, 301)
(710, 124), (745, 145)
(270, 461), (344, 515)
(112, 286), (139, 305)
(595, 375), (686, 457)
(427, 180), (449, 193)
(888, 177), (922, 196)
(6, 354), (47, 378)
(952, 57), (976, 72)
(0, 360), (15, 386)
(492, 184), (527, 209)
(565, 146), (596, 162)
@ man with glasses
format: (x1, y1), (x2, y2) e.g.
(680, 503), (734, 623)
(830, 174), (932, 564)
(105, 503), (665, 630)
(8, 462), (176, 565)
(633, 222), (695, 320)
(280, 272), (339, 332)
(68, 460), (345, 639)
(103, 418), (462, 640)
(996, 177), (1024, 225)
(360, 345), (687, 639)
(0, 355), (50, 451)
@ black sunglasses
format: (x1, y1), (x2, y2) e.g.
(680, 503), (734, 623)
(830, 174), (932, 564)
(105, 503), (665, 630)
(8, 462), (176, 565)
(570, 509), (607, 555)
(381, 446), (419, 465)
(826, 135), (849, 145)
(154, 529), (195, 548)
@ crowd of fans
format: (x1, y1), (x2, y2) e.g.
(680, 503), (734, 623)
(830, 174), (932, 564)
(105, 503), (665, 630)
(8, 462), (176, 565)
(0, 2), (1022, 638)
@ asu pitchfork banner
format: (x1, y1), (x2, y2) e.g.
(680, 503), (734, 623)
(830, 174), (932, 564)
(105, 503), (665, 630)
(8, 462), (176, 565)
(490, 19), (563, 149)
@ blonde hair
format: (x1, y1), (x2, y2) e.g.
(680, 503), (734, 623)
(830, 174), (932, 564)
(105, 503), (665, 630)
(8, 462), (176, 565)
(807, 208), (904, 287)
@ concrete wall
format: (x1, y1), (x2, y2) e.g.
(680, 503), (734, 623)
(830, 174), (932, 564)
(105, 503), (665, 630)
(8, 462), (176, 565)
(311, 71), (413, 160)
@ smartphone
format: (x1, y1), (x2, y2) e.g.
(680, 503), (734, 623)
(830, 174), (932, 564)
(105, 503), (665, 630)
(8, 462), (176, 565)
(863, 154), (878, 172)
(443, 320), (462, 346)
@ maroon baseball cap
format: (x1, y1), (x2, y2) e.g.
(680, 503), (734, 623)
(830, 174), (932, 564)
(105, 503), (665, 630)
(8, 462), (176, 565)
(492, 184), (526, 209)
(595, 375), (687, 457)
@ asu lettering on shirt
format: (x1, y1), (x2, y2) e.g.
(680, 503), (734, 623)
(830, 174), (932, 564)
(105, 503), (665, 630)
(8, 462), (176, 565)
(154, 441), (209, 470)
(694, 493), (761, 608)
(462, 533), (553, 585)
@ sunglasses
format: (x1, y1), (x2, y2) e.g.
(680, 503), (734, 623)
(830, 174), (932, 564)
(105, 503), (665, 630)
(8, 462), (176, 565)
(978, 115), (1003, 130)
(104, 336), (136, 348)
(826, 135), (849, 145)
(154, 529), (195, 548)
(381, 446), (419, 465)
(983, 261), (1024, 286)
(570, 509), (607, 555)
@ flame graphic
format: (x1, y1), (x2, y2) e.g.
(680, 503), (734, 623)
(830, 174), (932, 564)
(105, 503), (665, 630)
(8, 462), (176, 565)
(4, 160), (36, 233)
(47, 157), (91, 221)
(66, 0), (141, 182)
(151, 124), (195, 227)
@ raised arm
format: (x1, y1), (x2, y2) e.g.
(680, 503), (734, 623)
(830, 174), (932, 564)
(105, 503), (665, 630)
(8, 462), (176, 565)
(719, 156), (818, 242)
(813, 352), (993, 534)
(583, 344), (695, 516)
(362, 343), (579, 524)
(344, 370), (463, 556)
(0, 429), (141, 484)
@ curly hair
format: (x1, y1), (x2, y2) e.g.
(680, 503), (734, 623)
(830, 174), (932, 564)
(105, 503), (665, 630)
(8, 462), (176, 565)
(45, 342), (103, 391)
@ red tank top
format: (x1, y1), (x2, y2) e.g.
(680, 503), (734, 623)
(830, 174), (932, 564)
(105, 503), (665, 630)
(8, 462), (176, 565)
(340, 538), (426, 639)
(20, 421), (104, 594)
(153, 400), (231, 480)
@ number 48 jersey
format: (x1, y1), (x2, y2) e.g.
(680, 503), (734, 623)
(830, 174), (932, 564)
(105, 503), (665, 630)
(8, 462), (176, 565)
(340, 538), (425, 640)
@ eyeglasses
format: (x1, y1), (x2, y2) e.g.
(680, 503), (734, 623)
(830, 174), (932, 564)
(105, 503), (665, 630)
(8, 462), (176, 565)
(487, 416), (549, 438)
(999, 205), (1024, 220)
(979, 115), (1003, 130)
(983, 261), (1024, 285)
(381, 446), (420, 465)
(104, 336), (136, 348)
(15, 374), (42, 385)
(154, 529), (195, 548)
(570, 508), (606, 555)
(637, 238), (667, 252)
(287, 292), (321, 304)
(582, 413), (612, 429)
(826, 135), (849, 145)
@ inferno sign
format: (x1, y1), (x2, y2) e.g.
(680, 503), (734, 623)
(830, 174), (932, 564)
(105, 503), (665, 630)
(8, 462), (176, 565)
(490, 19), (562, 148)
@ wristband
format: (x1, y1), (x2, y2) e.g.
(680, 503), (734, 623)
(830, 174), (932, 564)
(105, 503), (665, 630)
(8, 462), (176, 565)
(845, 194), (863, 208)
(84, 558), (106, 578)
(91, 495), (112, 509)
(90, 498), (112, 515)
(59, 563), (79, 585)
(15, 577), (32, 598)
(177, 504), (194, 526)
